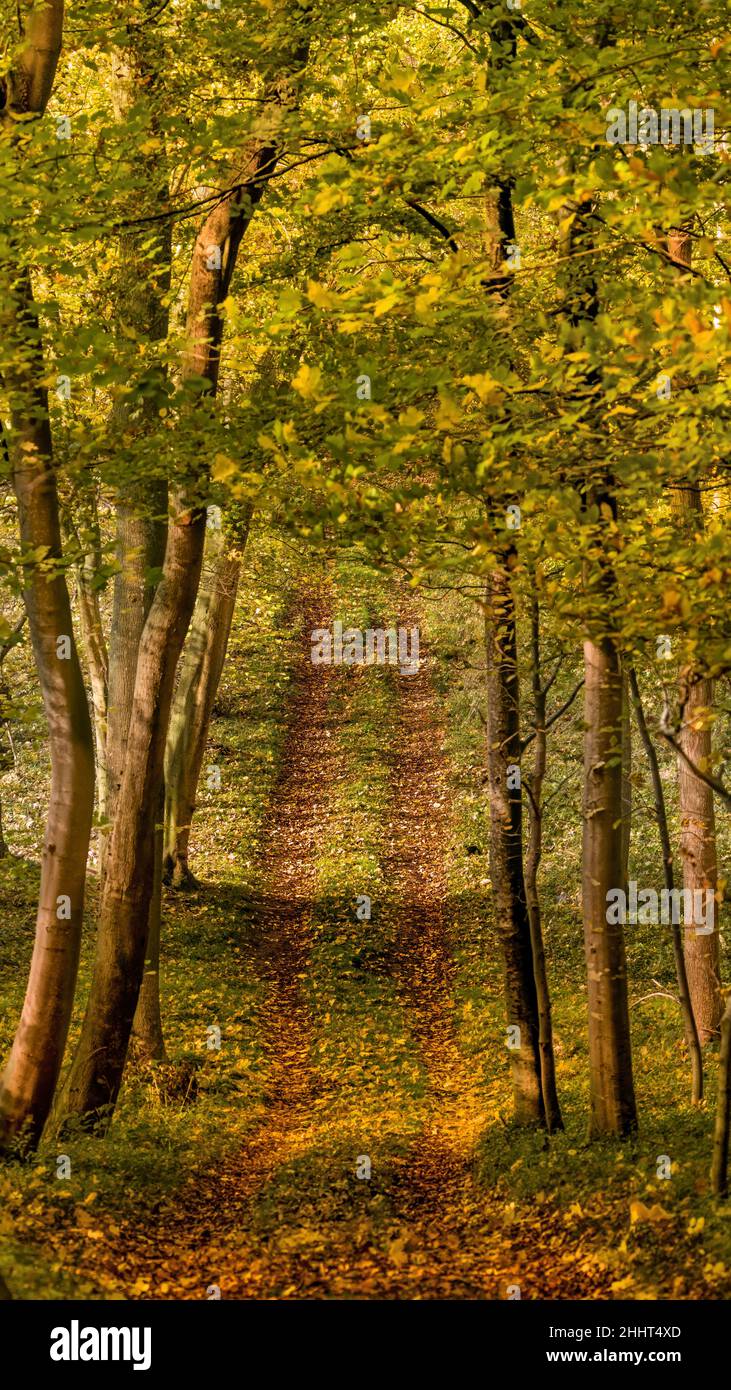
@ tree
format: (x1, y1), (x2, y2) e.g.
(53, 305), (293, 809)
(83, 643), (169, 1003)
(711, 997), (731, 1198)
(54, 15), (312, 1131)
(485, 549), (545, 1126)
(522, 587), (573, 1133)
(163, 507), (250, 888)
(628, 666), (703, 1103)
(665, 227), (722, 1044)
(0, 0), (96, 1150)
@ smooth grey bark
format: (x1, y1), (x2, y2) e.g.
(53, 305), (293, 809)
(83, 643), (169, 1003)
(485, 558), (545, 1127)
(671, 489), (722, 1044)
(582, 630), (637, 1136)
(711, 998), (731, 1197)
(628, 667), (703, 1103)
(164, 516), (248, 888)
(478, 24), (553, 1127)
(523, 590), (563, 1132)
(0, 0), (96, 1150)
(665, 229), (722, 1043)
(0, 613), (27, 860)
(556, 57), (635, 1131)
(620, 667), (631, 894)
(132, 782), (166, 1060)
(54, 34), (311, 1131)
(63, 500), (109, 825)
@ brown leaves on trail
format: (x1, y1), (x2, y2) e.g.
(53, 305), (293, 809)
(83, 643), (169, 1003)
(10, 585), (728, 1302)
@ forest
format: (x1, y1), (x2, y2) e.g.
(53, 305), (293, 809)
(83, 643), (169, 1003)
(1, 0), (731, 1308)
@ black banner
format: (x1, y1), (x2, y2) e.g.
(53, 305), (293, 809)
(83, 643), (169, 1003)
(1, 1298), (718, 1378)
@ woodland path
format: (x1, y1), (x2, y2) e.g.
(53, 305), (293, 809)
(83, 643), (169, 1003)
(66, 585), (617, 1300)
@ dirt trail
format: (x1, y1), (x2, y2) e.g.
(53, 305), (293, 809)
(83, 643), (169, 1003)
(371, 632), (503, 1296)
(335, 621), (609, 1298)
(62, 587), (615, 1300)
(80, 585), (339, 1298)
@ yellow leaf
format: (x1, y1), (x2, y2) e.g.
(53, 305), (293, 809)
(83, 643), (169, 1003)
(415, 287), (440, 314)
(435, 391), (462, 430)
(373, 292), (401, 318)
(462, 372), (501, 404)
(212, 453), (237, 481)
(292, 363), (322, 398)
(306, 280), (337, 310)
(312, 186), (348, 215)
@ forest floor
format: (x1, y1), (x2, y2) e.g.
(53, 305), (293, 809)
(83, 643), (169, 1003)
(60, 585), (608, 1298)
(2, 545), (731, 1299)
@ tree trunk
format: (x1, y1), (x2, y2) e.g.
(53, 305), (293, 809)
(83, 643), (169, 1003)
(666, 230), (722, 1044)
(132, 782), (166, 1060)
(54, 510), (206, 1128)
(479, 63), (546, 1126)
(628, 667), (703, 1103)
(620, 666), (631, 894)
(0, 2), (97, 1150)
(72, 521), (109, 827)
(672, 490), (722, 1043)
(104, 492), (167, 858)
(87, 21), (172, 1064)
(711, 997), (731, 1197)
(0, 387), (95, 1149)
(582, 634), (637, 1136)
(164, 523), (246, 888)
(555, 72), (636, 1133)
(524, 591), (563, 1131)
(485, 559), (545, 1127)
(54, 41), (310, 1132)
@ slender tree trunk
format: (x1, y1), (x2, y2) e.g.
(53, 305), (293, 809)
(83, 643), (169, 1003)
(104, 491), (167, 862)
(54, 37), (310, 1131)
(524, 591), (563, 1131)
(485, 560), (545, 1126)
(666, 229), (722, 1043)
(0, 1), (96, 1150)
(90, 21), (172, 1060)
(671, 490), (722, 1043)
(620, 666), (631, 894)
(0, 393), (94, 1148)
(711, 997), (731, 1197)
(164, 522), (246, 887)
(73, 528), (109, 825)
(582, 633), (637, 1136)
(61, 497), (109, 828)
(628, 667), (703, 1103)
(0, 623), (24, 861)
(54, 512), (206, 1128)
(132, 783), (166, 1060)
(479, 39), (548, 1126)
(555, 69), (636, 1132)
